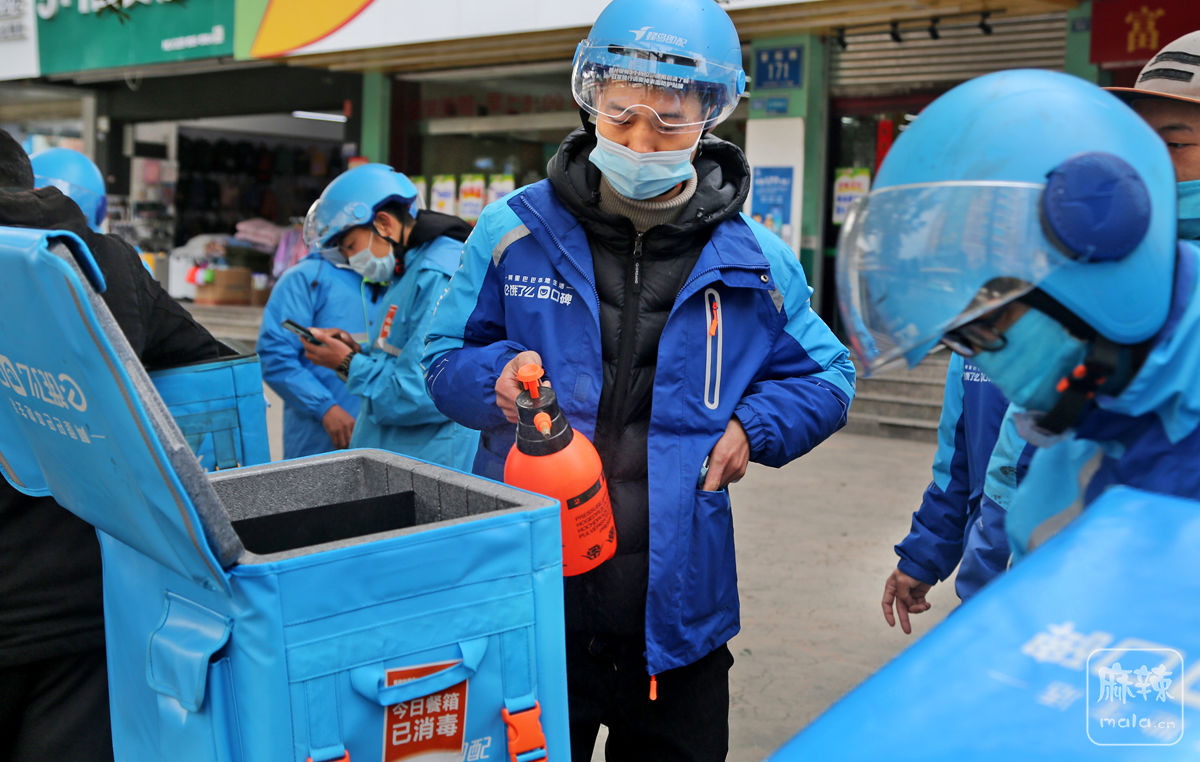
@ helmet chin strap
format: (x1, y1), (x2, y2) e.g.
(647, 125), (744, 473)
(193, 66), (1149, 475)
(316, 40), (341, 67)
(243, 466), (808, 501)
(1033, 337), (1147, 434)
(1033, 338), (1119, 435)
(1007, 291), (1150, 435)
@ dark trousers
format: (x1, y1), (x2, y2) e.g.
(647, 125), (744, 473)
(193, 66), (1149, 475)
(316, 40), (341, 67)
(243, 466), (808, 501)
(0, 649), (113, 762)
(567, 634), (733, 762)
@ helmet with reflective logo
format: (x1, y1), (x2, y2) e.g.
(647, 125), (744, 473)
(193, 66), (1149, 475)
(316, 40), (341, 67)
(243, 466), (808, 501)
(571, 0), (745, 132)
(31, 147), (107, 232)
(838, 69), (1176, 374)
(302, 163), (419, 250)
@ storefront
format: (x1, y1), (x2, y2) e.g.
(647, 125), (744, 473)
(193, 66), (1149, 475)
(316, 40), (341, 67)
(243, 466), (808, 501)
(7, 0), (1090, 308)
(21, 0), (360, 281)
(383, 63), (748, 223)
(815, 10), (1072, 327)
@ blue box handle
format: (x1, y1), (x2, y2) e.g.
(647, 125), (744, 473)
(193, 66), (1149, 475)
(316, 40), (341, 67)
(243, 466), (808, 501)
(349, 636), (488, 707)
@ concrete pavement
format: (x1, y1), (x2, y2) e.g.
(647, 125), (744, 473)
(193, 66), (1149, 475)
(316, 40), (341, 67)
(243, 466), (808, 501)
(724, 430), (949, 760)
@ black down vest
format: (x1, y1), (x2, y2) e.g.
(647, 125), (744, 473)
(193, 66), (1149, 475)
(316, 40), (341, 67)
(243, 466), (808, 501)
(546, 128), (751, 639)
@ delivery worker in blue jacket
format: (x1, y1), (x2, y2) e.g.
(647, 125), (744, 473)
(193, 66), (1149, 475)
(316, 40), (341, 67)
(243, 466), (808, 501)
(298, 163), (478, 470)
(883, 36), (1200, 632)
(839, 68), (1198, 572)
(881, 355), (1030, 633)
(423, 1), (854, 758)
(257, 230), (374, 458)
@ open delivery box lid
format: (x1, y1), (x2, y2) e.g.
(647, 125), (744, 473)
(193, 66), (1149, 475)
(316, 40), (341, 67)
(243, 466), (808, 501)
(0, 227), (554, 597)
(0, 227), (242, 592)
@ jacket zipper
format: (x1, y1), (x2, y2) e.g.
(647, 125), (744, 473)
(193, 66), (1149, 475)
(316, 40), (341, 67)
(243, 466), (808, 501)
(519, 195), (601, 308)
(610, 232), (644, 428)
(703, 287), (723, 410)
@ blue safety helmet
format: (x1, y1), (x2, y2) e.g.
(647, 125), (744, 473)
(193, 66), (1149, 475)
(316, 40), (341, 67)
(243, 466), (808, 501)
(31, 147), (107, 232)
(302, 163), (419, 250)
(572, 0), (746, 131)
(837, 69), (1177, 374)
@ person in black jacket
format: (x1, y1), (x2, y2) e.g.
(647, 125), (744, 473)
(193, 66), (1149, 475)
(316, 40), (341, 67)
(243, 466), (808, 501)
(422, 2), (854, 758)
(0, 129), (222, 761)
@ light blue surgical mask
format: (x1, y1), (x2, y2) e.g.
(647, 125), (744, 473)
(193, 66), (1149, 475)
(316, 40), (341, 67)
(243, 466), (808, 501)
(346, 230), (396, 284)
(588, 131), (698, 200)
(970, 307), (1088, 414)
(1178, 179), (1200, 240)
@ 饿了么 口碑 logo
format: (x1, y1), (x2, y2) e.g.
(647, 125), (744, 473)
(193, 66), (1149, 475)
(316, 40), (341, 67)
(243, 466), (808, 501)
(1087, 648), (1184, 746)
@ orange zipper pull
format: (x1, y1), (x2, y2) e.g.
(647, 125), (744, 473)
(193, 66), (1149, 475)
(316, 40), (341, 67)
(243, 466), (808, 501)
(708, 301), (719, 336)
(649, 674), (658, 701)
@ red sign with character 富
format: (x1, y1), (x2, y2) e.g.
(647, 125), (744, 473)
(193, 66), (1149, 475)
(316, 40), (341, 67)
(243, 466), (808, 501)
(1091, 0), (1200, 66)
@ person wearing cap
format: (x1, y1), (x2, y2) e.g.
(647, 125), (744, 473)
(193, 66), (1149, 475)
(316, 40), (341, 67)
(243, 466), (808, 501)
(1107, 30), (1200, 240)
(840, 68), (1200, 572)
(423, 1), (854, 757)
(297, 163), (478, 470)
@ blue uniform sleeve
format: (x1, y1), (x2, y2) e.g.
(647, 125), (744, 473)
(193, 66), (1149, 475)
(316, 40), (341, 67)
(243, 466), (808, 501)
(895, 354), (973, 585)
(981, 404), (1034, 513)
(732, 221), (855, 467)
(423, 202), (529, 431)
(346, 264), (457, 426)
(256, 266), (338, 421)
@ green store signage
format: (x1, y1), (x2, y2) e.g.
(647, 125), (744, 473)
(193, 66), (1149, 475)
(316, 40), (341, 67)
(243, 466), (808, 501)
(37, 0), (234, 75)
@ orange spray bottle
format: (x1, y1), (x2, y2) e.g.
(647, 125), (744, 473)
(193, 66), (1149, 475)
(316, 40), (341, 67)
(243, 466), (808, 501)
(503, 363), (617, 576)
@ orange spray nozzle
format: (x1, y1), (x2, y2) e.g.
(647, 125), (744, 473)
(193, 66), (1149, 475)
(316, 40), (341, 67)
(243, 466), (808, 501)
(516, 363), (544, 399)
(533, 412), (552, 436)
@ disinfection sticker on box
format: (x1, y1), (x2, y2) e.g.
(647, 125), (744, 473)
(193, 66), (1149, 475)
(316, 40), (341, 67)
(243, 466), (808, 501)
(384, 661), (467, 761)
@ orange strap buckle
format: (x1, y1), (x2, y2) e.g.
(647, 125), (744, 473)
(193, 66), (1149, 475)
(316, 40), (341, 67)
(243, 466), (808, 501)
(306, 754), (348, 762)
(501, 701), (548, 762)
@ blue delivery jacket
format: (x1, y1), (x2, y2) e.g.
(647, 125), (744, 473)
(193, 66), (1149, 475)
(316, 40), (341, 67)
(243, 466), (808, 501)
(258, 251), (375, 458)
(423, 180), (855, 674)
(895, 355), (1026, 600)
(1007, 242), (1200, 560)
(346, 229), (478, 471)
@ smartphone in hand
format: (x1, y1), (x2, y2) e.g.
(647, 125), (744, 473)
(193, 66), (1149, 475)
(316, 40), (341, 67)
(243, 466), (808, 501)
(282, 319), (323, 345)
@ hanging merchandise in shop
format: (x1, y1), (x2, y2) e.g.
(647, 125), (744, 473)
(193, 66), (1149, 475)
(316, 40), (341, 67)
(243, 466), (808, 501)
(37, 0), (233, 76)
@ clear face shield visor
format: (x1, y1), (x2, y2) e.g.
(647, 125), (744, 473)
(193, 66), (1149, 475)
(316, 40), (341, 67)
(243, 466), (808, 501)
(837, 181), (1077, 375)
(302, 198), (376, 252)
(572, 42), (740, 131)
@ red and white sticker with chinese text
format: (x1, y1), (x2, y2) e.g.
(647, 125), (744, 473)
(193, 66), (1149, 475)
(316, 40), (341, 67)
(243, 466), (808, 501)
(382, 660), (467, 761)
(380, 304), (399, 342)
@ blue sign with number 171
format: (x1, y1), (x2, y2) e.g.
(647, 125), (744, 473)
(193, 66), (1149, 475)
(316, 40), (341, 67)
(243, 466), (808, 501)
(754, 46), (803, 89)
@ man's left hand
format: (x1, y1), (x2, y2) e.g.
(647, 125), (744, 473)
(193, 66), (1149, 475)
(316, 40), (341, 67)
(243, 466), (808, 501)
(702, 417), (749, 491)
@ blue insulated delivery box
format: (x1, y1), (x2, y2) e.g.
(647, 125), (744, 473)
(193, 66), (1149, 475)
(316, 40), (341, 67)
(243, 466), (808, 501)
(149, 347), (271, 471)
(0, 227), (568, 762)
